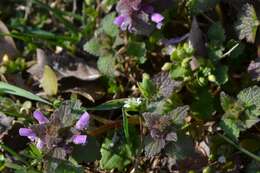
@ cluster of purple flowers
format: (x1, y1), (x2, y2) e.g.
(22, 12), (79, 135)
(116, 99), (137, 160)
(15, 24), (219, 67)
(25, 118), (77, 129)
(113, 0), (164, 32)
(19, 111), (90, 149)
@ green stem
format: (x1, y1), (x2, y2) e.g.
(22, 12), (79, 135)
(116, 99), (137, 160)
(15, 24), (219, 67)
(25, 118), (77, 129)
(218, 133), (260, 162)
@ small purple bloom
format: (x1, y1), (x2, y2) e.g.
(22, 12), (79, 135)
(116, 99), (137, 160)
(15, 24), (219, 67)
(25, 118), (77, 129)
(33, 111), (49, 124)
(19, 128), (36, 141)
(151, 13), (164, 24)
(151, 13), (164, 29)
(36, 139), (45, 149)
(156, 22), (163, 29)
(75, 112), (90, 130)
(72, 135), (87, 145)
(114, 16), (125, 26)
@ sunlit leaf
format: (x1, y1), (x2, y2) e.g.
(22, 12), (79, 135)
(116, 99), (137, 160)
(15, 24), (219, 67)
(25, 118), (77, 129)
(235, 3), (259, 43)
(0, 82), (50, 104)
(41, 65), (58, 96)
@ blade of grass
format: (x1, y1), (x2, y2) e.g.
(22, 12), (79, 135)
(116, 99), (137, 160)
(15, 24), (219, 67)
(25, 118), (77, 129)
(0, 82), (51, 105)
(0, 143), (27, 164)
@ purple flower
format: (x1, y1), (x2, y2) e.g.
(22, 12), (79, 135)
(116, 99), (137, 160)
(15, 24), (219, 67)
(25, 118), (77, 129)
(114, 15), (133, 31)
(19, 128), (36, 140)
(151, 13), (164, 23)
(151, 13), (164, 29)
(114, 16), (126, 26)
(19, 109), (91, 150)
(114, 0), (164, 33)
(36, 139), (45, 149)
(75, 112), (90, 130)
(33, 111), (49, 124)
(72, 135), (87, 145)
(19, 111), (50, 149)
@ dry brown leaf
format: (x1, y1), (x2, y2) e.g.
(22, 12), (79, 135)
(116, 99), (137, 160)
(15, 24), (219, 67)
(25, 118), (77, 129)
(0, 20), (18, 60)
(27, 49), (101, 81)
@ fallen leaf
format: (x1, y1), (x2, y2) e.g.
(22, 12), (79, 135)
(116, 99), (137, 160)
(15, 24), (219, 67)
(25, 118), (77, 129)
(0, 20), (18, 60)
(27, 48), (49, 80)
(27, 49), (101, 81)
(41, 65), (58, 96)
(188, 17), (207, 57)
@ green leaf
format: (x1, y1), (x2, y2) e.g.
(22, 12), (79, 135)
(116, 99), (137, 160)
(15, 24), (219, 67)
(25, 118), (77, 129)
(191, 89), (215, 119)
(72, 137), (100, 162)
(138, 74), (157, 99)
(169, 105), (190, 125)
(220, 92), (235, 111)
(237, 85), (260, 109)
(170, 65), (188, 79)
(208, 22), (226, 45)
(187, 0), (220, 15)
(235, 3), (259, 43)
(55, 161), (84, 173)
(100, 138), (132, 171)
(127, 41), (147, 64)
(101, 12), (119, 38)
(214, 65), (228, 85)
(144, 136), (166, 157)
(41, 65), (58, 96)
(97, 55), (116, 77)
(87, 98), (127, 110)
(56, 100), (82, 127)
(220, 118), (240, 141)
(165, 132), (195, 160)
(0, 82), (50, 105)
(83, 37), (101, 57)
(246, 153), (260, 173)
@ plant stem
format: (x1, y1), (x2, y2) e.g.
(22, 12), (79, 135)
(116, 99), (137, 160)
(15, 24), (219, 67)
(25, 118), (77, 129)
(218, 133), (260, 162)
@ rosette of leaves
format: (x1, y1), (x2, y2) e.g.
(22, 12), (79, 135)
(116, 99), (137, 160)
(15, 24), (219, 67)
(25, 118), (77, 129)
(143, 105), (189, 157)
(220, 86), (260, 141)
(30, 100), (82, 153)
(235, 3), (260, 43)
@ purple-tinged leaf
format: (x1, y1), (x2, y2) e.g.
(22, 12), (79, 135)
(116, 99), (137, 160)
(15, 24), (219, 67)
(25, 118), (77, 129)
(248, 57), (260, 81)
(152, 72), (183, 97)
(165, 132), (177, 142)
(144, 136), (166, 157)
(188, 17), (207, 57)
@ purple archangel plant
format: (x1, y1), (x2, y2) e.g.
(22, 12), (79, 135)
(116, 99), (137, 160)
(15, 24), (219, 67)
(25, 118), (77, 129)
(19, 110), (90, 150)
(143, 112), (177, 157)
(113, 0), (164, 34)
